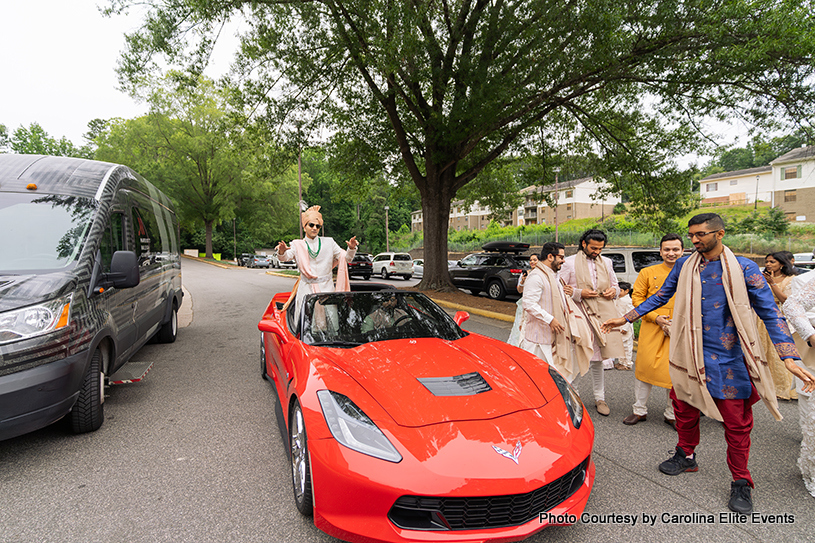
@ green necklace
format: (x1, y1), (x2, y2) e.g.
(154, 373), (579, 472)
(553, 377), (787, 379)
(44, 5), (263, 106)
(307, 237), (321, 258)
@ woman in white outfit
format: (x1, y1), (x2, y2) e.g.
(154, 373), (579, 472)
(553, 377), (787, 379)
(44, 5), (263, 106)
(508, 254), (538, 347)
(781, 270), (815, 498)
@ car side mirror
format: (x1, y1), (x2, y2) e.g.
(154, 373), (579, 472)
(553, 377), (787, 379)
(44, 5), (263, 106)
(106, 251), (140, 289)
(259, 319), (289, 344)
(457, 261), (462, 267)
(454, 311), (469, 326)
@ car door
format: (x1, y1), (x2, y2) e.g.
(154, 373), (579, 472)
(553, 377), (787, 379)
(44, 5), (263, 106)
(449, 254), (479, 288)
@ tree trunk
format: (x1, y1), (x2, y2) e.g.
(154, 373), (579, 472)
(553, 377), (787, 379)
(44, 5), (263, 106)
(416, 172), (457, 291)
(205, 220), (214, 259)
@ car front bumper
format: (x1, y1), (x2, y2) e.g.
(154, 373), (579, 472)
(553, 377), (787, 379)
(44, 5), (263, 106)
(307, 404), (595, 543)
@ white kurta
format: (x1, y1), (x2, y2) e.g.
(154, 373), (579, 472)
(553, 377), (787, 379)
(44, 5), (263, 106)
(282, 236), (356, 318)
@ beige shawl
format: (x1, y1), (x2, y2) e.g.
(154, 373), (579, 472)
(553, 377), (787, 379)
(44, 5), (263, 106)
(670, 246), (781, 421)
(574, 251), (624, 358)
(539, 263), (594, 379)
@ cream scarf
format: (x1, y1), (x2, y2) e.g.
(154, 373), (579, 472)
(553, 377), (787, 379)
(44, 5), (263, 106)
(539, 263), (593, 379)
(574, 251), (624, 358)
(670, 246), (781, 421)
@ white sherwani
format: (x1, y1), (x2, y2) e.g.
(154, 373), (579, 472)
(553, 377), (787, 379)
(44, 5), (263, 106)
(282, 236), (356, 318)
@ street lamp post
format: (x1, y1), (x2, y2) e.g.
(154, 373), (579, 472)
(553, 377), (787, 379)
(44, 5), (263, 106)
(553, 167), (561, 243)
(384, 206), (390, 252)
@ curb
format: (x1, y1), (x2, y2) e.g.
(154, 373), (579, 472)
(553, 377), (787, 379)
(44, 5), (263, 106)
(181, 254), (234, 269)
(266, 270), (299, 279)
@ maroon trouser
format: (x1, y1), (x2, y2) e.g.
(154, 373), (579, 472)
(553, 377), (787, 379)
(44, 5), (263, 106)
(670, 386), (761, 488)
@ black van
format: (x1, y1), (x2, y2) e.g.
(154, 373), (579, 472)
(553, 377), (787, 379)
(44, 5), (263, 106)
(0, 155), (183, 440)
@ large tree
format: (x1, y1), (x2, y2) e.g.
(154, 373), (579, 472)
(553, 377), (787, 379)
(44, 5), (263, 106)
(113, 0), (815, 288)
(6, 122), (92, 158)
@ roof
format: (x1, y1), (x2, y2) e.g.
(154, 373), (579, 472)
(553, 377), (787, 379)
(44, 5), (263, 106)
(0, 154), (118, 199)
(771, 145), (815, 165)
(699, 165), (771, 182)
(520, 175), (595, 194)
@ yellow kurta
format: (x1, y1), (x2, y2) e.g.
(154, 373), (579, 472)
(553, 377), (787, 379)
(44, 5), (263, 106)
(632, 262), (675, 389)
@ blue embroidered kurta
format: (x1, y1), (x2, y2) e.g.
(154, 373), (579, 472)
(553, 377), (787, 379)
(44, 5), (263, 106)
(625, 255), (799, 400)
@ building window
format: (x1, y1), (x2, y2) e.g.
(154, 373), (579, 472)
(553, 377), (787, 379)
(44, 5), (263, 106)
(730, 180), (738, 186)
(566, 215), (572, 220)
(566, 203), (572, 211)
(784, 166), (802, 179)
(785, 190), (797, 202)
(706, 183), (718, 192)
(565, 190), (573, 198)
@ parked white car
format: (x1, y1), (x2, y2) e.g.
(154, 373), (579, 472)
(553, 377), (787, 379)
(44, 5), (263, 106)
(412, 258), (424, 278)
(371, 252), (414, 280)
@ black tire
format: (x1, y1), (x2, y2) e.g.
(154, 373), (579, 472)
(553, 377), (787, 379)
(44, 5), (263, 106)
(363, 274), (370, 281)
(404, 275), (412, 280)
(70, 349), (104, 434)
(487, 280), (506, 300)
(469, 289), (481, 296)
(290, 400), (314, 516)
(380, 268), (390, 280)
(156, 302), (178, 344)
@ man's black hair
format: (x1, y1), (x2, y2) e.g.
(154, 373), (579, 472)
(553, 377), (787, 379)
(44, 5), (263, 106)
(660, 233), (684, 248)
(541, 241), (565, 260)
(579, 228), (608, 247)
(687, 213), (725, 231)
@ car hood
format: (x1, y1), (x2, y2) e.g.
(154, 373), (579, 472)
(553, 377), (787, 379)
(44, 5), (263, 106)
(0, 272), (75, 312)
(321, 334), (552, 427)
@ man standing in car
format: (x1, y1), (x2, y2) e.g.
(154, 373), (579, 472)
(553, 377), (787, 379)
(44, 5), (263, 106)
(559, 229), (624, 416)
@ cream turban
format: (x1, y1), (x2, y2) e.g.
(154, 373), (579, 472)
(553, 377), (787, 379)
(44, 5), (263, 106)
(301, 205), (323, 227)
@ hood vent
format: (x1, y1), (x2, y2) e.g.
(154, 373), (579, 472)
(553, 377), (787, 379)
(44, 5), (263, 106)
(418, 372), (492, 397)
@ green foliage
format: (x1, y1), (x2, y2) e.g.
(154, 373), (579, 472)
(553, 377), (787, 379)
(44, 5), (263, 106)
(8, 122), (92, 158)
(113, 0), (815, 285)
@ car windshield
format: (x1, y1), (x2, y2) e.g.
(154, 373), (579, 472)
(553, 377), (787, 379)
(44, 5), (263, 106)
(0, 192), (97, 274)
(301, 291), (467, 347)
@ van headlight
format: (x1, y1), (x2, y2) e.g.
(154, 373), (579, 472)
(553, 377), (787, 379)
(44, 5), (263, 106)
(317, 390), (402, 462)
(548, 365), (584, 429)
(0, 294), (73, 345)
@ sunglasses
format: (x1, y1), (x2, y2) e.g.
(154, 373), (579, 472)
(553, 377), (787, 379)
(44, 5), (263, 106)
(306, 222), (320, 228)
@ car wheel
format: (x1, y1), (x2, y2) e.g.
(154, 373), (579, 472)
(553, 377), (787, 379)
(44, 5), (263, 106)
(380, 268), (390, 280)
(487, 280), (506, 300)
(290, 400), (314, 516)
(156, 302), (178, 343)
(363, 274), (370, 281)
(70, 348), (104, 434)
(469, 289), (481, 296)
(404, 275), (412, 280)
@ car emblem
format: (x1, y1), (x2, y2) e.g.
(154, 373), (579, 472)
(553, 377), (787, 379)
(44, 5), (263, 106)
(492, 441), (522, 464)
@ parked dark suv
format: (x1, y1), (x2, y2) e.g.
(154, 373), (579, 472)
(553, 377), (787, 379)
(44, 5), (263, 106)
(448, 242), (530, 300)
(348, 253), (373, 280)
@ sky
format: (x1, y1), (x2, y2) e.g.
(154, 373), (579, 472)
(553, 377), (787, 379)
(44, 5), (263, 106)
(0, 0), (236, 146)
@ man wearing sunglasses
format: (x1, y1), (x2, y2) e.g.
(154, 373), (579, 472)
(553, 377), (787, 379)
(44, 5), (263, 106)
(602, 212), (815, 515)
(276, 205), (359, 318)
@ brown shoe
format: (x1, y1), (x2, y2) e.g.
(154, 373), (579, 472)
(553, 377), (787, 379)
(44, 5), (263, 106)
(664, 417), (677, 430)
(623, 413), (646, 425)
(595, 400), (610, 416)
(614, 363), (631, 371)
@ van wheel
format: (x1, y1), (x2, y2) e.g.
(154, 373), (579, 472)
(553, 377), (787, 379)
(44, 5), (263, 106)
(70, 349), (104, 434)
(487, 280), (506, 300)
(156, 302), (178, 344)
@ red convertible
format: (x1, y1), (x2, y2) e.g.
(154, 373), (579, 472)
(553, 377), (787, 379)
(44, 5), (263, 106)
(258, 286), (595, 543)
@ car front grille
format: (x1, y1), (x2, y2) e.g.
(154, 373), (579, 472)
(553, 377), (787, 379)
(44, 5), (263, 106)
(388, 457), (589, 531)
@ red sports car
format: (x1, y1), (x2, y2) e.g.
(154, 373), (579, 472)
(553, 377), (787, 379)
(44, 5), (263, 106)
(258, 286), (595, 543)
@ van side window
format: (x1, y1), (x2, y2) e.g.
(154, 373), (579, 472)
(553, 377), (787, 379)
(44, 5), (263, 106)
(632, 251), (663, 271)
(604, 253), (626, 273)
(131, 206), (161, 263)
(99, 213), (125, 272)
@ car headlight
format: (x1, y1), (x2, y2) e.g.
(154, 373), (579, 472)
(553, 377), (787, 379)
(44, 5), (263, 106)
(317, 390), (402, 463)
(0, 293), (73, 345)
(548, 365), (584, 429)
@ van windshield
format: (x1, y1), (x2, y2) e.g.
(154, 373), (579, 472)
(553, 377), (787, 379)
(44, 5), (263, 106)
(0, 193), (97, 273)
